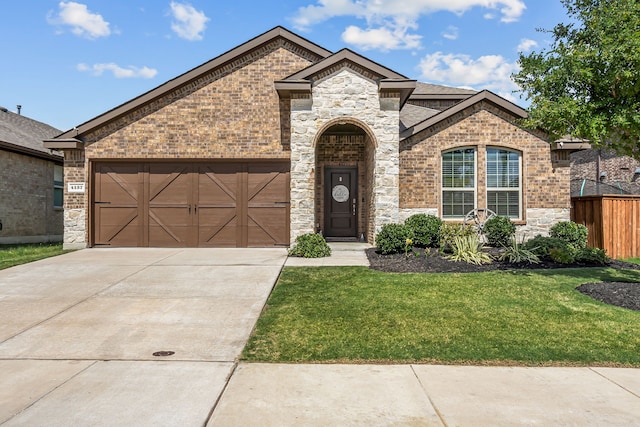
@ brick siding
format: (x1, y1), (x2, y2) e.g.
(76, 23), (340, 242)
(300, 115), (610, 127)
(0, 150), (63, 243)
(399, 103), (571, 216)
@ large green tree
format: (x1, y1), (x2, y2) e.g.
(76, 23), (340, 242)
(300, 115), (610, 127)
(513, 0), (640, 158)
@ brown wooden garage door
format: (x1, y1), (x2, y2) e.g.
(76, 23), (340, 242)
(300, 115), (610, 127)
(92, 161), (290, 247)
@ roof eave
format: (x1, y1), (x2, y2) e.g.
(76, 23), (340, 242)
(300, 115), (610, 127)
(43, 138), (84, 150)
(379, 79), (417, 108)
(0, 140), (63, 162)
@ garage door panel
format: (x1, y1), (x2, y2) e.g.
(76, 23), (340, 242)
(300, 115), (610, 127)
(94, 207), (140, 247)
(247, 208), (288, 247)
(148, 207), (192, 247)
(198, 210), (239, 247)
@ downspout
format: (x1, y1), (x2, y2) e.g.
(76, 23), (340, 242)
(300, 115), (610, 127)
(580, 179), (586, 197)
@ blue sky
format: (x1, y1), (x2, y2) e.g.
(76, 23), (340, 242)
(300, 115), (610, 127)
(0, 0), (568, 132)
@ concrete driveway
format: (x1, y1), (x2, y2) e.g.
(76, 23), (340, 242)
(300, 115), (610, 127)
(0, 248), (287, 426)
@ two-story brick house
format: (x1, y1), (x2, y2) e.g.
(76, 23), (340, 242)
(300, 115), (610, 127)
(45, 27), (572, 249)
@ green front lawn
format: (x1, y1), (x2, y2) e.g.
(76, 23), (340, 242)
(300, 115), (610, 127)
(623, 258), (640, 265)
(243, 266), (640, 366)
(0, 243), (70, 270)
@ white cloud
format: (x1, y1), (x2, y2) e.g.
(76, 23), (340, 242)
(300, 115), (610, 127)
(77, 63), (158, 79)
(342, 24), (422, 51)
(418, 51), (520, 99)
(442, 25), (459, 40)
(291, 0), (526, 31)
(48, 1), (111, 39)
(169, 1), (210, 41)
(517, 38), (538, 53)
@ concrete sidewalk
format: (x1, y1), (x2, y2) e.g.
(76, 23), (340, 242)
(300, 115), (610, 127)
(285, 242), (372, 266)
(209, 363), (640, 426)
(2, 245), (640, 426)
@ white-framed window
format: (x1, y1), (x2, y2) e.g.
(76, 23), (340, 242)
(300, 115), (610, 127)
(54, 165), (63, 208)
(442, 148), (476, 218)
(486, 148), (521, 219)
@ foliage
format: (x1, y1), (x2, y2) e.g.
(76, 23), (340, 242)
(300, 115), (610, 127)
(446, 234), (493, 265)
(0, 243), (70, 270)
(288, 233), (331, 258)
(483, 216), (516, 247)
(498, 236), (540, 265)
(513, 0), (640, 159)
(404, 214), (442, 248)
(243, 266), (640, 365)
(439, 223), (476, 252)
(375, 224), (414, 255)
(549, 246), (576, 264)
(523, 235), (575, 259)
(576, 247), (609, 265)
(549, 221), (588, 250)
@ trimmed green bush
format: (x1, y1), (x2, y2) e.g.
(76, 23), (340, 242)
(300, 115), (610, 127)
(549, 246), (576, 264)
(483, 216), (516, 247)
(376, 223), (414, 255)
(575, 247), (609, 265)
(288, 233), (331, 258)
(404, 214), (442, 248)
(549, 221), (588, 250)
(522, 235), (573, 259)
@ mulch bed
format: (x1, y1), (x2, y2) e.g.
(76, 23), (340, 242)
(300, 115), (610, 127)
(366, 247), (640, 311)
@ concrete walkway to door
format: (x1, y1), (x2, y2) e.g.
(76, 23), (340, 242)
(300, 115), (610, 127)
(0, 247), (287, 426)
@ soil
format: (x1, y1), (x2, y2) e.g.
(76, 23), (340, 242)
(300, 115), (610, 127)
(365, 247), (640, 311)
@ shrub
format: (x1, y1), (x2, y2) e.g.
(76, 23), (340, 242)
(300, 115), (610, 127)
(404, 214), (442, 248)
(483, 216), (516, 247)
(549, 246), (576, 264)
(498, 235), (540, 265)
(439, 223), (476, 252)
(575, 247), (609, 265)
(376, 223), (414, 255)
(522, 235), (573, 259)
(288, 233), (331, 258)
(446, 234), (493, 265)
(549, 221), (588, 250)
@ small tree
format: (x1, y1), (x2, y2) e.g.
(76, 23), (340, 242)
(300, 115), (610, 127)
(513, 0), (640, 159)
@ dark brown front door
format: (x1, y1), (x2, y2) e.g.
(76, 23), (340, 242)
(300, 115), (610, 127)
(324, 167), (357, 237)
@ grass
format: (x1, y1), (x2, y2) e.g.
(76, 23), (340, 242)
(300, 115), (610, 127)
(243, 266), (640, 366)
(623, 257), (640, 265)
(0, 243), (70, 270)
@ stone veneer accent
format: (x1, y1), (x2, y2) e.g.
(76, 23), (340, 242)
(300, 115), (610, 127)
(289, 68), (400, 242)
(63, 209), (87, 249)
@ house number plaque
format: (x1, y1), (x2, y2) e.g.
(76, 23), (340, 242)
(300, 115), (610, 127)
(332, 185), (349, 203)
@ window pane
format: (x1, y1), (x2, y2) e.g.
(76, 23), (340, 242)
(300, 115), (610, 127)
(54, 188), (63, 208)
(488, 191), (519, 218)
(487, 148), (519, 189)
(442, 148), (475, 189)
(443, 191), (474, 217)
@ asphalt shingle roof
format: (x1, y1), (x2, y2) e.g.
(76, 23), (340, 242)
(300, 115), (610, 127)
(0, 107), (62, 157)
(412, 82), (478, 96)
(400, 103), (441, 132)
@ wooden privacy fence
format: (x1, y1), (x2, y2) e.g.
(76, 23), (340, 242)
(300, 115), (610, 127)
(571, 195), (640, 260)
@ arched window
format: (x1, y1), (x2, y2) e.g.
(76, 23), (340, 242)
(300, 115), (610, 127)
(441, 146), (523, 220)
(442, 148), (476, 218)
(486, 148), (521, 218)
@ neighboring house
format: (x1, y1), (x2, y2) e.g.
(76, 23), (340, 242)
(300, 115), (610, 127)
(0, 106), (63, 244)
(571, 148), (640, 197)
(45, 27), (574, 249)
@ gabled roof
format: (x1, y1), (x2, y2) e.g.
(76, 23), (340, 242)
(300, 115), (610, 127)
(52, 26), (332, 141)
(400, 103), (440, 132)
(0, 107), (62, 161)
(400, 90), (528, 140)
(275, 48), (416, 106)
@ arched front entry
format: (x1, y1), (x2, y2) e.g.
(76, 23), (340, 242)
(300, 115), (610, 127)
(314, 119), (376, 242)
